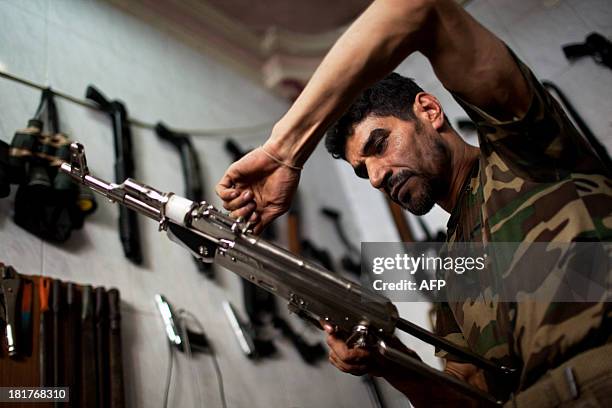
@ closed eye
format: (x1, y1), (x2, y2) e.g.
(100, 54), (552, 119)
(375, 137), (388, 155)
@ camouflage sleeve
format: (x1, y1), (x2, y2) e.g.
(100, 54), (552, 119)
(433, 302), (470, 361)
(451, 49), (601, 182)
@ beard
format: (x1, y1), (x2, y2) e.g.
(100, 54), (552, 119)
(387, 137), (450, 215)
(404, 177), (437, 215)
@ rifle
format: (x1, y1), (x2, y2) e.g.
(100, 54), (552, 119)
(320, 207), (361, 276)
(86, 85), (142, 265)
(563, 32), (612, 70)
(155, 123), (213, 277)
(60, 142), (517, 406)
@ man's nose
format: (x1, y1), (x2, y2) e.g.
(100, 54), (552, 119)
(368, 163), (391, 190)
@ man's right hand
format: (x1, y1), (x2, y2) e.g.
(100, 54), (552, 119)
(323, 323), (418, 378)
(216, 143), (301, 234)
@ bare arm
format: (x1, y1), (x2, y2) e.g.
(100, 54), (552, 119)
(268, 0), (530, 164)
(218, 0), (530, 229)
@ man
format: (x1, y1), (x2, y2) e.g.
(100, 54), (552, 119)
(216, 0), (611, 406)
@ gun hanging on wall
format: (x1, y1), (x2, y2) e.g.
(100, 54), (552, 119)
(86, 85), (142, 265)
(320, 207), (361, 276)
(288, 192), (334, 272)
(155, 123), (213, 277)
(562, 32), (612, 70)
(60, 142), (517, 406)
(6, 89), (96, 242)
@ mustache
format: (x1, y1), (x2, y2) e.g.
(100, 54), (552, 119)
(386, 169), (414, 194)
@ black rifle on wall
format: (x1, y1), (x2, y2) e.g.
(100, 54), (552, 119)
(563, 32), (612, 70)
(155, 123), (213, 277)
(86, 85), (142, 265)
(320, 207), (361, 276)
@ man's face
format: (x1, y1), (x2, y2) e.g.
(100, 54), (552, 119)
(344, 115), (451, 215)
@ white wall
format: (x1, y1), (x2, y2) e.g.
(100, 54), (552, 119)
(2, 1), (611, 407)
(0, 1), (377, 407)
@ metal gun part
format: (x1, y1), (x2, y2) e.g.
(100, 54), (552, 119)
(1, 264), (21, 357)
(223, 301), (256, 358)
(154, 294), (182, 347)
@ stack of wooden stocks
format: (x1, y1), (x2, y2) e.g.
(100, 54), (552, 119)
(0, 263), (125, 408)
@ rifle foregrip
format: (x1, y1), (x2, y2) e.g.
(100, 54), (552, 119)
(118, 206), (142, 265)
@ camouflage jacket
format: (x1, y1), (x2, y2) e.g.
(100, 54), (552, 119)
(434, 54), (612, 396)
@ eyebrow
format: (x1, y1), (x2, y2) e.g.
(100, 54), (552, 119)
(352, 128), (389, 178)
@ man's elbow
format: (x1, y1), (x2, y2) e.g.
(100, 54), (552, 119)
(381, 0), (440, 47)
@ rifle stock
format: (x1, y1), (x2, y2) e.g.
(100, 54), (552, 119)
(108, 289), (125, 408)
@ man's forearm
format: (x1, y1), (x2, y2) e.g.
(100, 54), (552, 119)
(267, 0), (436, 166)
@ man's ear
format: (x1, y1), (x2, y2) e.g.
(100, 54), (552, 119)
(413, 92), (445, 130)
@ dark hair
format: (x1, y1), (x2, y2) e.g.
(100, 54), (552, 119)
(325, 73), (424, 160)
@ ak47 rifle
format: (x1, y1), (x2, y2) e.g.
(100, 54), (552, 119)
(60, 142), (515, 406)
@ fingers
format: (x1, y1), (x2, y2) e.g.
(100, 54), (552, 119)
(325, 330), (370, 363)
(323, 324), (373, 376)
(326, 337), (370, 364)
(253, 209), (280, 235)
(221, 190), (253, 211)
(329, 352), (369, 376)
(215, 172), (236, 196)
(229, 201), (256, 220)
(217, 188), (239, 201)
(248, 212), (260, 224)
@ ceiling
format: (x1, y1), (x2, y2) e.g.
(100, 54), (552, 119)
(106, 0), (465, 99)
(205, 0), (371, 34)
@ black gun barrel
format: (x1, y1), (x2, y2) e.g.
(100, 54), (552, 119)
(86, 85), (142, 264)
